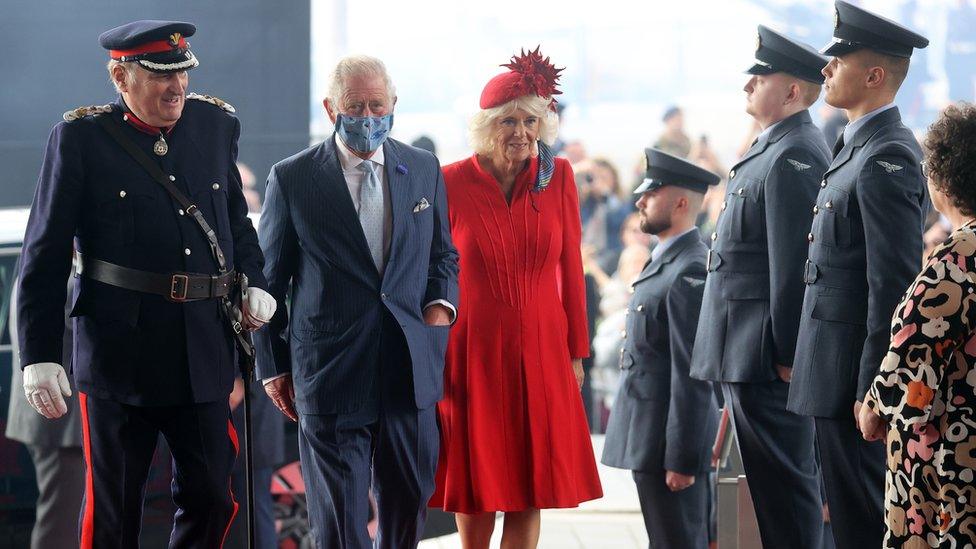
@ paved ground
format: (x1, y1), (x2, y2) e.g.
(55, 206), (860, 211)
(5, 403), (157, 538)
(419, 435), (652, 549)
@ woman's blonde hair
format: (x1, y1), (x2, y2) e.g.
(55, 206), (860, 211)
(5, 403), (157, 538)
(468, 94), (559, 155)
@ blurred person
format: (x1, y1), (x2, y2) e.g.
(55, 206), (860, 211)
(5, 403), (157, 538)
(255, 54), (459, 549)
(735, 119), (763, 159)
(5, 276), (83, 549)
(17, 20), (275, 547)
(429, 48), (602, 548)
(858, 102), (976, 548)
(819, 103), (849, 148)
(786, 3), (929, 547)
(561, 139), (587, 164)
(923, 214), (951, 259)
(584, 212), (652, 292)
(578, 157), (632, 275)
(689, 26), (831, 549)
(602, 148), (720, 548)
(411, 135), (437, 156)
(654, 106), (692, 158)
(238, 161), (263, 213)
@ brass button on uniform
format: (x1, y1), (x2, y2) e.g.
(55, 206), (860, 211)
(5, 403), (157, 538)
(825, 200), (833, 210)
(637, 304), (644, 312)
(711, 232), (718, 241)
(737, 188), (744, 196)
(729, 169), (736, 179)
(813, 205), (819, 214)
(820, 179), (827, 188)
(178, 209), (185, 216)
(807, 233), (815, 242)
(184, 248), (192, 255)
(212, 183), (220, 191)
(169, 175), (176, 182)
(119, 190), (126, 198)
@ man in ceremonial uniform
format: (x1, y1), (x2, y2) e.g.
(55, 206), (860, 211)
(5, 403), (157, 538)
(786, 2), (929, 547)
(690, 26), (830, 548)
(17, 20), (275, 547)
(602, 148), (720, 549)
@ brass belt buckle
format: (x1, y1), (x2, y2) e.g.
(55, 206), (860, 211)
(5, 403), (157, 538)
(170, 274), (190, 302)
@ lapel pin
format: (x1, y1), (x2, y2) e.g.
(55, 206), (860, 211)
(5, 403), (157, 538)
(396, 164), (408, 175)
(413, 198), (430, 213)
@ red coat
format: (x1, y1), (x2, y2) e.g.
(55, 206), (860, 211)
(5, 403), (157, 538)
(429, 154), (603, 513)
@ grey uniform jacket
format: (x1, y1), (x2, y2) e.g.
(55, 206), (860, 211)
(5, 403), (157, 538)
(691, 110), (830, 382)
(787, 107), (927, 418)
(602, 229), (719, 474)
(5, 281), (82, 448)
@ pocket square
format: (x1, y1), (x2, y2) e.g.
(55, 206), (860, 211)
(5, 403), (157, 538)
(413, 198), (431, 213)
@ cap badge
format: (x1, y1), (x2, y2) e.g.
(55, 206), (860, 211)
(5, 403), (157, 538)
(834, 8), (840, 29)
(755, 33), (762, 53)
(169, 33), (182, 47)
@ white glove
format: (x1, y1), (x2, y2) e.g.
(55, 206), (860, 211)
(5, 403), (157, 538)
(241, 287), (276, 331)
(23, 362), (72, 419)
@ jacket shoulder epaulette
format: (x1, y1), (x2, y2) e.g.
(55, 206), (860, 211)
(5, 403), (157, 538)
(186, 92), (236, 113)
(63, 104), (113, 122)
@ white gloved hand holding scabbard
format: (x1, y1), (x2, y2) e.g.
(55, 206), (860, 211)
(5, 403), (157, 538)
(239, 287), (276, 331)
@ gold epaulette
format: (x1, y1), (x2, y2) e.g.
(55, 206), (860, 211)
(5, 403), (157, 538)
(186, 92), (236, 113)
(63, 104), (113, 122)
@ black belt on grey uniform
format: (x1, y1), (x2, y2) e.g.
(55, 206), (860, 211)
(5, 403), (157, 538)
(706, 250), (769, 273)
(79, 254), (235, 302)
(803, 259), (866, 291)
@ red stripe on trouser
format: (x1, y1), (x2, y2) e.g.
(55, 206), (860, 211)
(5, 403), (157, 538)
(220, 418), (240, 548)
(79, 392), (95, 549)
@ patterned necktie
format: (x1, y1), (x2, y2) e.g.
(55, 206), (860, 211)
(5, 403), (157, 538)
(358, 160), (385, 273)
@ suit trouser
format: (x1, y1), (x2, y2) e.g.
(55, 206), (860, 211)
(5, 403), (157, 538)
(78, 393), (238, 549)
(633, 469), (709, 549)
(723, 381), (823, 548)
(814, 416), (885, 549)
(27, 444), (85, 549)
(298, 313), (439, 549)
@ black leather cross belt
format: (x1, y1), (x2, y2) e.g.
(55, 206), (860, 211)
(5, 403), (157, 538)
(79, 255), (235, 302)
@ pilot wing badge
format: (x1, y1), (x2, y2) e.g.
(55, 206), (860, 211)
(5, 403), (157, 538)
(876, 160), (903, 173)
(787, 158), (811, 172)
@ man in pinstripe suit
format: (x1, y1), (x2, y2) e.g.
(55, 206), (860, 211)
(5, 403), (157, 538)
(254, 55), (459, 549)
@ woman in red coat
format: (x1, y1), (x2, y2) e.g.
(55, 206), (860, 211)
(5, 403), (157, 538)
(428, 48), (603, 547)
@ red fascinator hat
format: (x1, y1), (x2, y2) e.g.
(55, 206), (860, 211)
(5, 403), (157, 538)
(479, 46), (564, 110)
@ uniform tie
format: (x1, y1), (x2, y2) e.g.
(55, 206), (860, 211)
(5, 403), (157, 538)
(832, 135), (845, 158)
(357, 160), (385, 273)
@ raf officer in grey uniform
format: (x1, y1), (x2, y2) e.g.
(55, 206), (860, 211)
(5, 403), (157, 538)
(603, 148), (720, 549)
(690, 26), (830, 548)
(786, 2), (929, 547)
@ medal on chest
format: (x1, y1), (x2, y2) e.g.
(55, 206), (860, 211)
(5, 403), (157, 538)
(153, 133), (168, 156)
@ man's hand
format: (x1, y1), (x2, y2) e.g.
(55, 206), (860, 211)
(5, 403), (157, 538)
(665, 471), (696, 492)
(423, 304), (452, 327)
(775, 364), (792, 383)
(23, 362), (72, 419)
(263, 374), (298, 422)
(241, 287), (277, 332)
(856, 399), (887, 442)
(229, 377), (245, 412)
(572, 358), (584, 389)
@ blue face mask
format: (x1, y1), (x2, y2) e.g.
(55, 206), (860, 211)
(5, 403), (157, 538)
(334, 113), (394, 154)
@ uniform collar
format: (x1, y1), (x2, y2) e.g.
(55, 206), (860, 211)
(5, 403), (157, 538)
(843, 103), (896, 145)
(334, 133), (385, 171)
(651, 226), (698, 263)
(118, 96), (175, 136)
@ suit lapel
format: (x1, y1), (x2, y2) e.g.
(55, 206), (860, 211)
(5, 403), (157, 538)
(382, 140), (409, 277)
(312, 137), (376, 272)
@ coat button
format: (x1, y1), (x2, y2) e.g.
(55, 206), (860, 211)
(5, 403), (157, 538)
(711, 232), (718, 241)
(619, 348), (625, 354)
(637, 304), (644, 312)
(212, 183), (220, 191)
(729, 169), (736, 179)
(184, 248), (191, 255)
(807, 233), (814, 242)
(119, 190), (126, 198)
(721, 201), (727, 211)
(820, 179), (827, 188)
(178, 209), (185, 216)
(813, 205), (819, 214)
(825, 200), (833, 209)
(381, 293), (387, 300)
(737, 188), (744, 196)
(169, 175), (176, 182)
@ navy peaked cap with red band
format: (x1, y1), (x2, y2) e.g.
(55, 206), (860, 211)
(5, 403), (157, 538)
(822, 1), (928, 58)
(634, 148), (720, 195)
(99, 20), (200, 73)
(747, 25), (828, 84)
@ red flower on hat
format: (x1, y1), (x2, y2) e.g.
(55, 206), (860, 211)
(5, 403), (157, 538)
(480, 46), (564, 110)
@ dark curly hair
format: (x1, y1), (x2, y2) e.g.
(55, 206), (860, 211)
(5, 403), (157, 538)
(924, 103), (976, 216)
